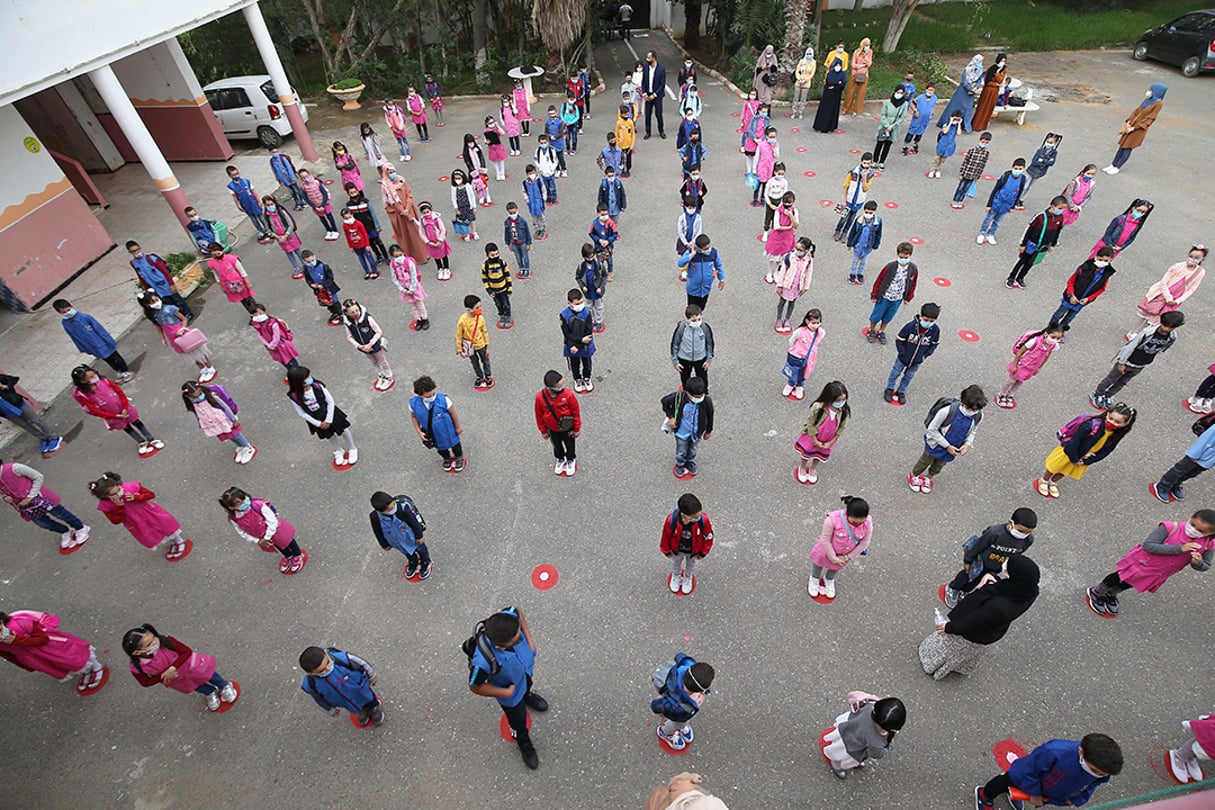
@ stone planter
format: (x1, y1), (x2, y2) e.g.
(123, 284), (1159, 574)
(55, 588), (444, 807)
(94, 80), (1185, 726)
(327, 83), (366, 110)
(175, 261), (208, 297)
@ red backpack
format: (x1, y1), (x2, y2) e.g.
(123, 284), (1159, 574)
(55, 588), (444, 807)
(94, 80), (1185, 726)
(1057, 414), (1100, 443)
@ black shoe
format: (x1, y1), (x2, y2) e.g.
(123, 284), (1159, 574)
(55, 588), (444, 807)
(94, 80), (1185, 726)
(519, 742), (540, 770)
(659, 132), (667, 139)
(420, 319), (430, 331)
(370, 705), (385, 725)
(405, 561), (419, 579)
(1005, 279), (1016, 289)
(524, 691), (549, 712)
(1105, 595), (1119, 616)
(186, 314), (197, 325)
(884, 388), (894, 403)
(643, 133), (651, 140)
(894, 392), (905, 405)
(1018, 278), (1029, 289)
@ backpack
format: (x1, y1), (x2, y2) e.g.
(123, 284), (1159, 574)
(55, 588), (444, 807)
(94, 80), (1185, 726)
(652, 659), (676, 692)
(1057, 414), (1100, 443)
(461, 621), (500, 678)
(276, 317), (293, 341)
(1012, 329), (1039, 354)
(924, 397), (983, 430)
(1193, 411), (1215, 437)
(206, 384), (238, 415)
(394, 494), (426, 531)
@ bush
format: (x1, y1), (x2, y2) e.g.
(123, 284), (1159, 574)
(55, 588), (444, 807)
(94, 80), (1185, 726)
(164, 252), (200, 279)
(329, 77), (364, 91)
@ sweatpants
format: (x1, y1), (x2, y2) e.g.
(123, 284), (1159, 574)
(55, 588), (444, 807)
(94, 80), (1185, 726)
(548, 430), (576, 461)
(1093, 364), (1145, 398)
(101, 352), (131, 374)
(568, 355), (592, 380)
(1157, 456), (1208, 493)
(670, 552), (698, 578)
(6, 404), (59, 442)
(911, 450), (948, 477)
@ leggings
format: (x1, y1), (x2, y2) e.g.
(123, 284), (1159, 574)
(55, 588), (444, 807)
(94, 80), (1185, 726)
(776, 298), (797, 321)
(433, 255), (450, 273)
(903, 131), (922, 146)
(326, 429), (356, 453)
(1194, 374), (1215, 399)
(997, 373), (1024, 398)
(368, 235), (388, 262)
(101, 352), (131, 374)
(276, 539), (302, 558)
(415, 122), (429, 140)
(123, 419), (156, 444)
(509, 135), (520, 152)
(363, 349), (392, 377)
(316, 211), (337, 232)
(1093, 571), (1132, 598)
(809, 564), (839, 581)
(873, 139), (893, 163)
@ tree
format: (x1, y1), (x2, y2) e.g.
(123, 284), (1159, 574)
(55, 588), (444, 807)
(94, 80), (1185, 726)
(781, 0), (809, 70)
(852, 0), (865, 11)
(298, 0), (410, 81)
(685, 0), (703, 50)
(473, 0), (489, 85)
(882, 0), (920, 53)
(532, 0), (588, 71)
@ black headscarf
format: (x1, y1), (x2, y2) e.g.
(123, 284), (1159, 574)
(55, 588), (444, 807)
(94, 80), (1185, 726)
(985, 53), (1008, 83)
(946, 555), (1040, 644)
(890, 86), (908, 107)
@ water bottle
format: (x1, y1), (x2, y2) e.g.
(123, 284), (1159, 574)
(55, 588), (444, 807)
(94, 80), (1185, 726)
(934, 608), (946, 627)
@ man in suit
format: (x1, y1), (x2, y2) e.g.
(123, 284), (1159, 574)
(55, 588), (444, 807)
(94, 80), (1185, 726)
(642, 51), (667, 140)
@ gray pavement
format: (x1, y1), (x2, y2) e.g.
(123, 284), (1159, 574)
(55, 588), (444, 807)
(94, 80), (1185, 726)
(1, 37), (1214, 809)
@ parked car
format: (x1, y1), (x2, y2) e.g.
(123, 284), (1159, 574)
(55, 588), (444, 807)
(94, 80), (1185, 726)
(203, 75), (310, 147)
(1133, 9), (1215, 78)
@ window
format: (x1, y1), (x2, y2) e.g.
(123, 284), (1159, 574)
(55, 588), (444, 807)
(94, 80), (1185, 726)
(1169, 13), (1208, 32)
(206, 88), (251, 111)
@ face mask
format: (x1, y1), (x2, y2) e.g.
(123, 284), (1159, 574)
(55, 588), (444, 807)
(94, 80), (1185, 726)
(527, 173), (536, 180)
(140, 640), (160, 657)
(832, 399), (847, 409)
(508, 213), (518, 220)
(690, 174), (700, 181)
(1052, 208), (1066, 216)
(266, 204), (277, 212)
(235, 500), (252, 514)
(1187, 256), (1202, 265)
(1131, 210), (1144, 219)
(689, 395), (705, 404)
(149, 301), (162, 310)
(685, 207), (697, 215)
(191, 393), (206, 403)
(1011, 169), (1023, 177)
(1044, 336), (1060, 345)
(314, 662), (334, 677)
(919, 319), (934, 329)
(304, 259), (316, 267)
(303, 377), (314, 386)
(959, 405), (977, 417)
(388, 172), (400, 181)
(1093, 260), (1110, 269)
(864, 45), (871, 51)
(795, 249), (807, 257)
(60, 309), (77, 319)
(571, 302), (586, 312)
(336, 148), (345, 154)
(767, 137), (777, 143)
(685, 63), (692, 69)
(688, 320), (702, 329)
(1079, 755), (1102, 778)
(599, 215), (609, 222)
(1008, 525), (1031, 540)
(895, 93), (905, 100)
(423, 394), (437, 405)
(190, 215), (201, 222)
(1145, 90), (1153, 98)
(863, 213), (875, 220)
(132, 251), (144, 259)
(252, 313), (269, 322)
(343, 217), (354, 224)
(472, 306), (483, 316)
(1184, 522), (1206, 539)
(83, 376), (99, 387)
(546, 386), (563, 395)
(896, 257), (911, 265)
(837, 46), (844, 52)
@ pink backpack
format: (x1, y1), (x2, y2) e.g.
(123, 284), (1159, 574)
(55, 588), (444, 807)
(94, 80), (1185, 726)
(1057, 414), (1099, 443)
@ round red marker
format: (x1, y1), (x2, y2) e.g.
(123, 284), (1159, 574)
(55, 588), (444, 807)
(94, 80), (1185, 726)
(909, 236), (925, 245)
(409, 320), (421, 331)
(848, 148), (861, 154)
(532, 564), (559, 590)
(139, 444), (163, 460)
(884, 201), (899, 209)
(500, 710), (532, 741)
(834, 129), (846, 134)
(803, 170), (816, 177)
(819, 727), (833, 764)
(455, 153), (463, 160)
(729, 112), (741, 117)
(437, 175), (449, 182)
(281, 549), (309, 575)
(77, 665), (110, 697)
(938, 583), (949, 605)
(496, 320), (515, 330)
(667, 573), (696, 596)
(372, 378), (396, 393)
(657, 725), (690, 756)
(808, 582), (834, 605)
(331, 457), (356, 471)
(213, 680), (240, 713)
(933, 277), (952, 287)
(959, 330), (981, 343)
(981, 174), (995, 181)
(322, 179), (335, 186)
(860, 327), (875, 339)
(994, 738), (1029, 772)
(819, 199), (835, 208)
(672, 466), (696, 481)
(59, 536), (89, 556)
(795, 146), (808, 153)
(790, 127), (801, 133)
(782, 112), (794, 118)
(165, 539), (194, 563)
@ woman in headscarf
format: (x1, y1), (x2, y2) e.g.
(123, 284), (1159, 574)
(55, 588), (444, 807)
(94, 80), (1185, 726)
(792, 46), (817, 120)
(872, 86), (910, 170)
(753, 44), (779, 105)
(937, 54), (984, 131)
(1103, 83), (1167, 174)
(378, 164), (430, 266)
(918, 555), (1040, 680)
(647, 771), (730, 810)
(814, 58), (848, 134)
(842, 38), (874, 116)
(972, 53), (1008, 130)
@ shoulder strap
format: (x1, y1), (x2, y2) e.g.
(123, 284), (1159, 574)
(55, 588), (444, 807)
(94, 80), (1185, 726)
(542, 390), (561, 422)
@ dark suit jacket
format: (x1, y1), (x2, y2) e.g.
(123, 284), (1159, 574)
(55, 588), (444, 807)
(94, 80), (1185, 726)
(643, 63), (667, 99)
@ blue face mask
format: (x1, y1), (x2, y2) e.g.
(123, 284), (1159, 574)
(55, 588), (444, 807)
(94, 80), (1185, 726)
(919, 318), (934, 329)
(191, 394), (205, 402)
(305, 259), (316, 267)
(896, 257), (911, 265)
(832, 399), (847, 409)
(1131, 210), (1144, 219)
(1011, 169), (1023, 176)
(303, 377), (314, 386)
(235, 501), (252, 514)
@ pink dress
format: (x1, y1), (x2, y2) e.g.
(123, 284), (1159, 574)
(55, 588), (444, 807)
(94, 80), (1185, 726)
(501, 102), (521, 138)
(513, 86), (531, 121)
(230, 498), (296, 551)
(1, 462), (61, 511)
(267, 210), (302, 253)
(797, 405), (839, 461)
(789, 326), (822, 371)
(1089, 217), (1140, 259)
(420, 213), (452, 259)
(1060, 175), (1092, 227)
(129, 639), (216, 694)
(73, 379), (137, 430)
(385, 105), (410, 137)
(765, 206), (798, 257)
(406, 94), (427, 124)
(0, 611), (92, 680)
(778, 255), (813, 302)
(1116, 521), (1215, 593)
(756, 140), (777, 182)
(96, 481), (181, 549)
(486, 125), (507, 162)
(301, 178), (331, 214)
(740, 99), (760, 135)
(392, 255), (428, 302)
(207, 253), (255, 303)
(335, 153), (363, 191)
(809, 510), (872, 571)
(251, 317), (298, 365)
(1007, 333), (1057, 381)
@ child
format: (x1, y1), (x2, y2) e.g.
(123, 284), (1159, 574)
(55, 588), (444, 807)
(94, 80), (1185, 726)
(464, 137), (492, 206)
(886, 303), (941, 405)
(181, 381), (256, 464)
(578, 62), (592, 118)
(1167, 714), (1215, 784)
(359, 121), (388, 170)
(671, 305), (714, 389)
(468, 607), (548, 770)
(792, 376), (850, 478)
(339, 208), (378, 279)
(382, 99), (413, 160)
(369, 491), (431, 578)
(834, 153), (875, 241)
(682, 85), (703, 120)
(950, 131), (992, 208)
(1151, 419), (1215, 503)
(332, 141), (362, 191)
(245, 300), (300, 371)
(268, 146), (308, 210)
(1087, 511), (1215, 618)
(675, 198), (703, 281)
(774, 239), (815, 333)
(873, 86), (910, 170)
(344, 183), (389, 263)
(1130, 246), (1207, 335)
(1050, 248), (1117, 329)
(0, 609), (106, 694)
(184, 206), (228, 255)
(589, 204), (620, 281)
(0, 459), (90, 551)
(285, 366), (358, 467)
(418, 201), (453, 280)
(409, 375), (466, 471)
(90, 471), (190, 560)
(675, 108), (700, 150)
(1090, 311), (1184, 409)
(299, 646), (383, 726)
(614, 105), (636, 177)
(500, 94), (521, 155)
(597, 132), (624, 176)
(521, 165), (548, 239)
(1060, 164), (1098, 228)
(225, 165), (272, 242)
(598, 166), (627, 221)
(808, 496), (871, 598)
(678, 128), (706, 180)
(977, 158), (1027, 244)
(456, 296), (493, 389)
(484, 116), (508, 180)
(502, 202), (534, 280)
(575, 243), (608, 333)
(996, 322), (1066, 409)
(680, 165), (708, 213)
(262, 197), (306, 277)
(123, 625), (237, 712)
(659, 493), (713, 594)
(1089, 198), (1152, 259)
(137, 291), (216, 382)
(902, 84), (937, 155)
(927, 110), (963, 179)
(867, 243), (919, 344)
(481, 243), (514, 329)
(942, 507), (1038, 608)
(662, 376), (713, 478)
(300, 250), (344, 326)
(405, 87), (430, 141)
(1020, 132), (1060, 206)
(450, 169), (478, 242)
(780, 309), (824, 401)
(534, 369), (582, 475)
(742, 102), (770, 175)
(823, 693), (906, 779)
(512, 78), (531, 136)
(0, 374), (62, 457)
(342, 299), (393, 392)
(680, 234), (726, 311)
(560, 92), (581, 154)
(296, 168), (339, 240)
(127, 240), (195, 320)
(739, 88), (760, 149)
(762, 162), (789, 236)
(533, 135), (560, 203)
(70, 366), (159, 456)
(976, 735), (1123, 809)
(910, 385), (986, 494)
(752, 127), (779, 206)
(1006, 196), (1068, 289)
(543, 107), (568, 176)
(561, 290), (596, 393)
(622, 73), (641, 120)
(220, 486), (306, 573)
(390, 244), (429, 330)
(652, 654), (714, 750)
(846, 201), (882, 285)
(423, 73), (444, 125)
(1037, 403), (1135, 499)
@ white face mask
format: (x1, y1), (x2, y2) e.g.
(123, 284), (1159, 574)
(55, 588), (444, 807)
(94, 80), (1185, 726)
(423, 394), (437, 405)
(1187, 256), (1202, 265)
(1008, 525), (1031, 540)
(599, 215), (609, 222)
(959, 405), (977, 417)
(685, 208), (697, 215)
(1094, 260), (1110, 268)
(61, 308), (77, 319)
(690, 174), (700, 181)
(190, 215), (201, 222)
(1184, 522), (1206, 539)
(508, 213), (518, 220)
(252, 313), (269, 322)
(140, 640), (160, 657)
(149, 301), (162, 310)
(687, 320), (703, 329)
(689, 395), (705, 404)
(1079, 754), (1102, 778)
(343, 217), (354, 224)
(570, 302), (586, 312)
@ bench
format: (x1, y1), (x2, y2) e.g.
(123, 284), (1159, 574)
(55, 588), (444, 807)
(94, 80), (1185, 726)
(990, 101), (1041, 126)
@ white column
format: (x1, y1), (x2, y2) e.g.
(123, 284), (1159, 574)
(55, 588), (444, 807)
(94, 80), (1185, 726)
(243, 1), (317, 160)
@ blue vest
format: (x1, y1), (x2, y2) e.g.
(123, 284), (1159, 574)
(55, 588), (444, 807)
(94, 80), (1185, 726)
(409, 395), (459, 450)
(377, 511), (418, 554)
(926, 410), (975, 461)
(62, 312), (117, 357)
(301, 650), (375, 712)
(469, 610), (535, 707)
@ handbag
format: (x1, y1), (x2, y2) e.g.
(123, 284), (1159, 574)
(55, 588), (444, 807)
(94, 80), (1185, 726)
(172, 327), (208, 353)
(661, 390), (682, 433)
(314, 288), (335, 307)
(833, 202), (847, 217)
(16, 494), (54, 522)
(745, 172), (760, 191)
(542, 390), (575, 433)
(854, 71), (868, 83)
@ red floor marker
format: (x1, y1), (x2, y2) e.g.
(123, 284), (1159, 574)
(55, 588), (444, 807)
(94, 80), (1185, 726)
(372, 378), (396, 393)
(909, 236), (925, 245)
(59, 536), (89, 556)
(500, 710), (532, 741)
(795, 146), (808, 153)
(884, 201), (899, 209)
(790, 127), (801, 133)
(938, 583), (949, 605)
(730, 111), (740, 117)
(403, 563), (424, 582)
(848, 148), (861, 154)
(213, 680), (240, 713)
(933, 277), (952, 287)
(819, 727), (833, 764)
(495, 320), (515, 330)
(1183, 397), (1208, 415)
(859, 326), (878, 339)
(808, 582), (834, 605)
(834, 129), (846, 134)
(323, 179), (335, 185)
(409, 320), (420, 331)
(994, 396), (1018, 410)
(803, 170), (816, 177)
(331, 457), (356, 471)
(165, 539), (194, 563)
(782, 112), (794, 118)
(77, 666), (110, 697)
(672, 466), (696, 481)
(281, 549), (309, 575)
(819, 199), (835, 208)
(959, 330), (981, 343)
(993, 738), (1029, 772)
(455, 153), (463, 160)
(532, 564), (559, 590)
(981, 174), (995, 181)
(666, 573), (697, 596)
(437, 175), (449, 182)
(139, 444), (163, 460)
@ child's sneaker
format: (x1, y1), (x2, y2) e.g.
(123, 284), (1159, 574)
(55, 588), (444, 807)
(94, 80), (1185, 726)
(573, 379), (585, 393)
(920, 476), (934, 494)
(974, 786), (994, 810)
(220, 684), (238, 703)
(807, 576), (820, 597)
(907, 472), (922, 493)
(289, 554), (306, 573)
(823, 579), (836, 599)
(205, 691), (222, 711)
(679, 724), (695, 743)
(1168, 748), (1192, 783)
(657, 724), (687, 750)
(680, 574), (693, 594)
(669, 573), (682, 593)
(1085, 586), (1109, 615)
(986, 235), (997, 245)
(566, 459), (577, 476)
(782, 384), (794, 397)
(333, 450), (346, 466)
(792, 387), (805, 400)
(60, 531), (77, 550)
(1172, 484), (1185, 501)
(1149, 481), (1173, 503)
(72, 524), (91, 546)
(944, 585), (962, 609)
(452, 456), (466, 472)
(419, 562), (432, 580)
(976, 234), (985, 245)
(553, 459), (566, 475)
(405, 560), (420, 578)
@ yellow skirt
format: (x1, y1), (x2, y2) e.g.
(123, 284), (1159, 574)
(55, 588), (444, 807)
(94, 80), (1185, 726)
(1044, 431), (1110, 480)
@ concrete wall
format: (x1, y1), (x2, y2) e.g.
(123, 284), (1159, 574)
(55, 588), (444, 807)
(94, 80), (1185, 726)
(13, 84), (124, 173)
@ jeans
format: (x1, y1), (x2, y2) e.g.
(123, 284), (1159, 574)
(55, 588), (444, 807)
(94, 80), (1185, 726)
(568, 355), (592, 380)
(1094, 363), (1144, 398)
(776, 298), (797, 322)
(531, 214), (547, 238)
(886, 359), (920, 394)
(979, 208), (1009, 236)
(850, 252), (871, 279)
(491, 292), (512, 321)
(354, 247), (377, 276)
(122, 419), (156, 444)
(677, 358), (708, 390)
(193, 670), (231, 696)
(549, 430), (576, 461)
(284, 248), (304, 272)
(834, 208), (859, 240)
(285, 183), (308, 208)
(248, 211), (270, 235)
(675, 435), (700, 472)
(163, 292), (194, 320)
(952, 178), (975, 203)
(470, 347), (492, 379)
(393, 134), (412, 158)
(566, 128), (579, 152)
(541, 175), (558, 202)
(31, 503), (84, 533)
(1111, 146), (1133, 168)
(1157, 455), (1207, 492)
(1049, 303), (1083, 328)
(511, 243), (530, 270)
(229, 431), (251, 448)
(5, 404), (58, 442)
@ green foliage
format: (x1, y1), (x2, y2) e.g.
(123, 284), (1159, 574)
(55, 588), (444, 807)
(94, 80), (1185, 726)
(330, 77), (365, 90)
(179, 18), (265, 85)
(164, 252), (200, 278)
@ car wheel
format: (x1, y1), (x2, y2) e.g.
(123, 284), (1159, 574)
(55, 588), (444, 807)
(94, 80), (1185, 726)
(1132, 43), (1149, 61)
(1182, 56), (1201, 78)
(257, 126), (283, 148)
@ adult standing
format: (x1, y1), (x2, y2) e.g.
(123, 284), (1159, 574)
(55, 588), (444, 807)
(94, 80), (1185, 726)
(1129, 245), (1206, 335)
(842, 38), (873, 116)
(938, 54), (983, 131)
(619, 1), (633, 41)
(642, 51), (668, 140)
(813, 59), (848, 134)
(378, 164), (430, 266)
(1104, 83), (1167, 174)
(971, 53), (1007, 131)
(753, 45), (779, 105)
(646, 772), (730, 810)
(792, 46), (817, 119)
(822, 40), (849, 74)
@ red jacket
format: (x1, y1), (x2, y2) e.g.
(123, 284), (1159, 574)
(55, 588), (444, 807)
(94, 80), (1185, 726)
(343, 219), (370, 250)
(100, 484), (157, 525)
(659, 511), (715, 557)
(534, 388), (581, 434)
(129, 635), (193, 687)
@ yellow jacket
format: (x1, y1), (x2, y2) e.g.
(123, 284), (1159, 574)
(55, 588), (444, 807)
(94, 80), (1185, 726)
(615, 114), (636, 150)
(456, 311), (488, 353)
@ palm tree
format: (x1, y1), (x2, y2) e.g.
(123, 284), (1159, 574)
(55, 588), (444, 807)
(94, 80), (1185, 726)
(533, 0), (588, 70)
(781, 0), (810, 70)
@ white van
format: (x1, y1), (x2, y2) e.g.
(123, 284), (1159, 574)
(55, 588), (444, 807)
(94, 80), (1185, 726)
(203, 75), (310, 148)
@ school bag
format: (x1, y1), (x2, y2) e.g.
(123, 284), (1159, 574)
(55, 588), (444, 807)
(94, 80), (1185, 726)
(652, 659), (677, 692)
(924, 397), (983, 431)
(394, 494), (427, 531)
(276, 317), (293, 341)
(205, 384), (238, 415)
(1193, 411), (1215, 437)
(1012, 330), (1038, 353)
(1057, 414), (1100, 443)
(461, 620), (500, 677)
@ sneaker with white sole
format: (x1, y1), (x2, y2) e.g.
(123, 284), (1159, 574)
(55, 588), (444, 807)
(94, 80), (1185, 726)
(333, 450), (346, 465)
(792, 387), (805, 400)
(1187, 756), (1204, 782)
(808, 577), (820, 597)
(782, 384), (794, 397)
(920, 476), (934, 494)
(220, 684), (238, 703)
(346, 448), (359, 465)
(198, 367), (217, 383)
(679, 724), (694, 743)
(907, 472), (922, 493)
(60, 531), (77, 550)
(976, 234), (985, 245)
(944, 585), (962, 609)
(566, 459), (577, 476)
(657, 724), (687, 750)
(554, 459), (566, 475)
(205, 691), (222, 711)
(150, 439), (165, 449)
(235, 445), (256, 464)
(986, 235), (997, 245)
(824, 579), (836, 599)
(73, 525), (91, 545)
(680, 574), (693, 594)
(669, 573), (682, 593)
(1168, 749), (1191, 783)
(137, 442), (153, 456)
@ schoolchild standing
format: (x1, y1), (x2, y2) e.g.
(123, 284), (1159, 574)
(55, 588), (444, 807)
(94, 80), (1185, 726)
(123, 625), (237, 712)
(382, 99), (413, 161)
(1089, 199), (1152, 259)
(300, 250), (344, 326)
(424, 73), (445, 125)
(534, 135), (560, 203)
(822, 693), (906, 779)
(560, 92), (581, 155)
(340, 207), (379, 279)
(127, 240), (195, 320)
(512, 78), (531, 136)
(739, 88), (760, 152)
(450, 169), (478, 242)
(615, 104), (636, 177)
(680, 235), (726, 310)
(296, 168), (339, 241)
(1151, 416), (1215, 503)
(808, 495), (872, 598)
(285, 366), (358, 467)
(501, 94), (521, 155)
(406, 87), (430, 141)
(561, 290), (596, 393)
(181, 381), (255, 464)
(1, 460), (90, 551)
(950, 131), (992, 209)
(902, 84), (937, 155)
(598, 165), (627, 221)
(576, 243), (608, 332)
(1019, 133), (1060, 207)
(137, 291), (216, 383)
(90, 472), (191, 560)
(484, 116), (508, 181)
(0, 609), (106, 693)
(781, 309), (823, 402)
(977, 158), (1027, 244)
(659, 493), (714, 594)
(225, 165), (272, 243)
(503, 202), (533, 279)
(1050, 248), (1117, 330)
(71, 365), (160, 456)
(927, 110), (963, 179)
(834, 154), (875, 241)
(589, 204), (620, 281)
(205, 242), (255, 302)
(370, 491), (430, 578)
(846, 201), (882, 285)
(534, 370), (582, 476)
(299, 646), (383, 725)
(344, 183), (389, 264)
(409, 375), (466, 472)
(418, 201), (454, 280)
(220, 486), (306, 573)
(867, 243), (918, 344)
(467, 607), (549, 769)
(652, 654), (715, 751)
(184, 206), (226, 256)
(1129, 247), (1206, 336)
(481, 243), (514, 329)
(390, 244), (429, 330)
(1059, 164), (1098, 229)
(522, 165), (549, 239)
(885, 302), (940, 404)
(55, 299), (132, 380)
(676, 198), (703, 282)
(244, 300), (300, 371)
(1036, 403), (1134, 499)
(543, 107), (568, 176)
(995, 322), (1065, 409)
(0, 374), (62, 457)
(1090, 312), (1184, 410)
(764, 192), (799, 284)
(761, 162), (789, 236)
(262, 197), (306, 277)
(342, 299), (394, 392)
(456, 296), (493, 389)
(359, 121), (389, 171)
(1005, 196), (1068, 289)
(752, 127), (778, 206)
(268, 146), (308, 210)
(597, 132), (624, 176)
(662, 376), (713, 478)
(774, 238), (815, 333)
(681, 166), (708, 214)
(909, 385), (986, 494)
